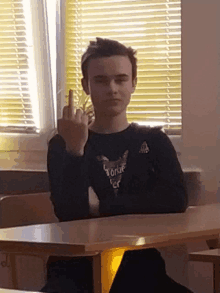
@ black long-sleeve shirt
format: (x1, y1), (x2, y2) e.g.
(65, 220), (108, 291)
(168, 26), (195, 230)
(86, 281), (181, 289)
(47, 123), (188, 222)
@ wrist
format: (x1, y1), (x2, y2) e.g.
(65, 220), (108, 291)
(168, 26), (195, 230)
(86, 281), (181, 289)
(66, 145), (84, 156)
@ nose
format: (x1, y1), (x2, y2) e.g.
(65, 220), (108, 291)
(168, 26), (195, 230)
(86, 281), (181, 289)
(108, 80), (118, 95)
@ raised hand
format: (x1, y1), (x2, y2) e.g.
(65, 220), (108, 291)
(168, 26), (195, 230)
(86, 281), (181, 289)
(58, 90), (89, 156)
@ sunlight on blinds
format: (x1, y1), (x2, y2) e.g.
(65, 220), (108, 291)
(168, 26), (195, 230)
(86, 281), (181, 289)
(0, 0), (39, 133)
(65, 0), (181, 134)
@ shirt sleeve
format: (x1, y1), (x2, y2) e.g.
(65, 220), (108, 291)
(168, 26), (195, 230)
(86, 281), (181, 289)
(142, 128), (188, 213)
(47, 134), (90, 222)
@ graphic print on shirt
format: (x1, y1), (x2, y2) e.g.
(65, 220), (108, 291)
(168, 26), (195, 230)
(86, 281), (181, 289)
(139, 141), (150, 154)
(97, 150), (129, 196)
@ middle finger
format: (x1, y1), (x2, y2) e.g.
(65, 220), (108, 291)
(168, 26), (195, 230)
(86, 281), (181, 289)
(68, 90), (75, 118)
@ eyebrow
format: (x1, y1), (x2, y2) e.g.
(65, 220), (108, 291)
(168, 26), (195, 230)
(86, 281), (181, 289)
(93, 74), (129, 79)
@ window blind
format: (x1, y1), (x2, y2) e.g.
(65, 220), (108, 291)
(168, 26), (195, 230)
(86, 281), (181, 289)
(65, 0), (181, 134)
(0, 0), (38, 133)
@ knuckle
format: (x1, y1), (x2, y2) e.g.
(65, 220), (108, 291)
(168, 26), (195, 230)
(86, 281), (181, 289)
(76, 108), (82, 114)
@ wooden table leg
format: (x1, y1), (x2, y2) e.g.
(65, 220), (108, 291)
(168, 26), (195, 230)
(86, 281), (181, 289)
(93, 254), (102, 293)
(9, 254), (19, 289)
(214, 262), (220, 293)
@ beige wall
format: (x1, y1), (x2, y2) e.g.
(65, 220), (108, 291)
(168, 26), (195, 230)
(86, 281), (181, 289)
(182, 0), (220, 205)
(181, 1), (220, 292)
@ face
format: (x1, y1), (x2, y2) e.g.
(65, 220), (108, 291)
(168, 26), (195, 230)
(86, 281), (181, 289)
(82, 55), (137, 117)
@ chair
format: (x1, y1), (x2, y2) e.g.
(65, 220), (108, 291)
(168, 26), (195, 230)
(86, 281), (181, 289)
(0, 192), (58, 290)
(0, 191), (101, 291)
(189, 245), (220, 293)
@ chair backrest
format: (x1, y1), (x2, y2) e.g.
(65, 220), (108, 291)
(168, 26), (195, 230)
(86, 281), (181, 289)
(0, 192), (58, 228)
(183, 171), (201, 206)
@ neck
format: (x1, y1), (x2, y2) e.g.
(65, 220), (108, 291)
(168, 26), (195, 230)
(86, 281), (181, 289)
(89, 112), (129, 134)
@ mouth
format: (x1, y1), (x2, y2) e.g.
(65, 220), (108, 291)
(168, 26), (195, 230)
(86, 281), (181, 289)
(106, 98), (121, 102)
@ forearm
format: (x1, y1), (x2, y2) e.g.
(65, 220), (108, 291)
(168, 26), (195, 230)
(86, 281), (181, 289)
(141, 182), (187, 213)
(47, 135), (89, 222)
(99, 183), (187, 217)
(56, 152), (89, 221)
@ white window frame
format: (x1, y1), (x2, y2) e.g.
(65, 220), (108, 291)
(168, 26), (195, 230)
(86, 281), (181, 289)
(56, 0), (66, 121)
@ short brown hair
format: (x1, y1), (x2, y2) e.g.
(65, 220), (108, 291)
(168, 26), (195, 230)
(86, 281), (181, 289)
(81, 37), (137, 81)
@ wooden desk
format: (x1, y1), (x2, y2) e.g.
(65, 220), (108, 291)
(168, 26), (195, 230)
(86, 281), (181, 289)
(0, 289), (40, 293)
(0, 204), (220, 293)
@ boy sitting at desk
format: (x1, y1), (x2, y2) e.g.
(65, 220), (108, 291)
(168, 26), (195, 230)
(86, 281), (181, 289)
(42, 38), (193, 293)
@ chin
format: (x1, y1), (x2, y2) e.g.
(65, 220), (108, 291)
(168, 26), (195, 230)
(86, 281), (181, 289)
(94, 104), (127, 117)
(103, 109), (124, 117)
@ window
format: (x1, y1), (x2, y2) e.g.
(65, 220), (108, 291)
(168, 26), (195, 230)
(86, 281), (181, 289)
(0, 0), (39, 134)
(61, 0), (181, 135)
(0, 0), (55, 170)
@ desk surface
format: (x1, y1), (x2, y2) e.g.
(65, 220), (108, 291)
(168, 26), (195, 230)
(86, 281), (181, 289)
(0, 204), (219, 255)
(0, 289), (40, 293)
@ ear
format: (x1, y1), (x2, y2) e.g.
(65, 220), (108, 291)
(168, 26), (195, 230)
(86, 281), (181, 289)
(131, 77), (137, 93)
(81, 78), (90, 95)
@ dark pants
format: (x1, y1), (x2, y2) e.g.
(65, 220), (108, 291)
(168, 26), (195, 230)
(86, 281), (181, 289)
(41, 249), (193, 293)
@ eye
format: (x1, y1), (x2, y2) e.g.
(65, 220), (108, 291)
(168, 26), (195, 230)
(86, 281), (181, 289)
(115, 78), (128, 83)
(95, 79), (108, 84)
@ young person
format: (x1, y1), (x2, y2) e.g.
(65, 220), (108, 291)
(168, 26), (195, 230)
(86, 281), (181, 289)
(42, 38), (193, 293)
